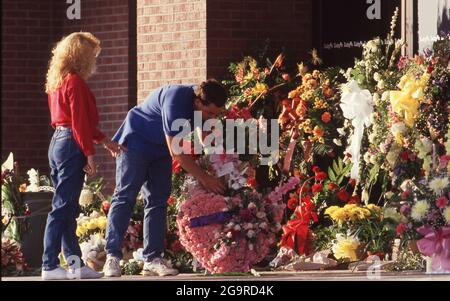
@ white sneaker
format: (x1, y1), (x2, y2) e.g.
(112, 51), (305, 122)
(103, 255), (121, 277)
(143, 257), (179, 276)
(67, 266), (104, 279)
(41, 266), (69, 280)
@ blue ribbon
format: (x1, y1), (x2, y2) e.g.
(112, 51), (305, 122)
(189, 211), (232, 228)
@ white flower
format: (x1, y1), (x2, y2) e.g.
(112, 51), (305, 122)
(377, 80), (385, 90)
(337, 128), (346, 136)
(79, 189), (94, 206)
(226, 231), (233, 238)
(369, 154), (378, 165)
(429, 177), (449, 195)
(89, 211), (101, 218)
(246, 230), (255, 238)
(247, 202), (257, 210)
(333, 139), (342, 146)
(259, 222), (268, 229)
(381, 91), (390, 101)
(368, 133), (376, 144)
(384, 191), (394, 200)
(443, 207), (450, 225)
(256, 211), (266, 219)
(411, 200), (430, 221)
(373, 93), (381, 105)
(369, 113), (377, 125)
(415, 137), (432, 159)
(363, 152), (371, 164)
(365, 40), (378, 53)
(233, 224), (241, 231)
(243, 223), (253, 230)
(248, 244), (254, 251)
(383, 207), (402, 222)
(373, 72), (381, 82)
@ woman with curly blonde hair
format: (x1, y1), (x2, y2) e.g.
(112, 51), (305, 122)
(42, 32), (124, 280)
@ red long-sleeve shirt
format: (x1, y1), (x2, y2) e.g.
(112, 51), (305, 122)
(48, 73), (106, 156)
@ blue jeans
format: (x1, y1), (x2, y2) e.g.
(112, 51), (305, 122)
(105, 147), (172, 261)
(42, 128), (86, 271)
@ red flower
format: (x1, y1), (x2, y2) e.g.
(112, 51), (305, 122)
(315, 171), (327, 182)
(102, 200), (111, 213)
(436, 196), (449, 209)
(287, 198), (299, 210)
(400, 151), (409, 161)
(401, 191), (410, 200)
(167, 196), (176, 206)
(337, 189), (350, 202)
(348, 195), (360, 204)
(312, 166), (321, 173)
(321, 112), (331, 123)
(247, 178), (257, 187)
(349, 178), (356, 188)
(396, 223), (406, 235)
(170, 240), (183, 253)
(328, 182), (339, 190)
(311, 183), (323, 194)
(172, 160), (181, 174)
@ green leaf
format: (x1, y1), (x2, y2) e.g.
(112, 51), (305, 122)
(328, 167), (336, 182)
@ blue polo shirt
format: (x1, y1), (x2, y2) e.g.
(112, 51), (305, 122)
(113, 84), (196, 155)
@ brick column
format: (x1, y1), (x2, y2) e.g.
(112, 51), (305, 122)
(136, 0), (207, 103)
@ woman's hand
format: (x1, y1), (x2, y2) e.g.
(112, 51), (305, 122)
(198, 174), (226, 195)
(84, 155), (97, 177)
(102, 139), (127, 157)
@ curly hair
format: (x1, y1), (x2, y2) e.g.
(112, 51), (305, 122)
(45, 32), (101, 93)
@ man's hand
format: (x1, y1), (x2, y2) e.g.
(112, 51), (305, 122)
(84, 155), (97, 177)
(102, 139), (127, 157)
(198, 174), (226, 195)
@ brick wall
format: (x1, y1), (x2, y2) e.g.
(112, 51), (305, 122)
(207, 0), (312, 78)
(1, 0), (56, 177)
(1, 0), (136, 193)
(136, 0), (207, 103)
(52, 0), (136, 192)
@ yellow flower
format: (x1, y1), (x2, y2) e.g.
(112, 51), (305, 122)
(86, 220), (98, 230)
(252, 82), (268, 96)
(332, 234), (360, 261)
(97, 217), (107, 230)
(366, 204), (381, 215)
(325, 206), (339, 216)
(390, 72), (430, 127)
(76, 225), (87, 237)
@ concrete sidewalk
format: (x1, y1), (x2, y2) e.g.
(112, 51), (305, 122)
(2, 270), (450, 281)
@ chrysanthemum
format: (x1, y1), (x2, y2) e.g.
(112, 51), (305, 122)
(429, 177), (449, 195)
(332, 234), (360, 261)
(411, 200), (430, 221)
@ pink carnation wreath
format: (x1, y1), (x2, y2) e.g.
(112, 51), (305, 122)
(176, 155), (299, 274)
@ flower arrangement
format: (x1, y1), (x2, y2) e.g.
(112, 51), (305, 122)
(176, 154), (297, 274)
(324, 203), (394, 261)
(1, 238), (27, 276)
(75, 211), (107, 242)
(2, 153), (29, 242)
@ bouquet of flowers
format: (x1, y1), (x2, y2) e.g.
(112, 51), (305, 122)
(176, 154), (298, 273)
(2, 153), (29, 242)
(1, 238), (27, 276)
(386, 146), (450, 272)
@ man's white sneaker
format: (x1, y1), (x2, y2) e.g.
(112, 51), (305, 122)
(143, 257), (179, 276)
(103, 255), (121, 277)
(67, 266), (104, 279)
(41, 266), (69, 280)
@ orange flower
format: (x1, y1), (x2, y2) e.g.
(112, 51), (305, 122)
(321, 112), (331, 123)
(19, 184), (27, 193)
(313, 126), (324, 138)
(323, 87), (334, 98)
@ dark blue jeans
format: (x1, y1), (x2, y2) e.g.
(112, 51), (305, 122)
(105, 147), (172, 262)
(42, 128), (86, 271)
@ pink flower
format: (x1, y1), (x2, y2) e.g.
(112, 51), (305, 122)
(436, 196), (448, 209)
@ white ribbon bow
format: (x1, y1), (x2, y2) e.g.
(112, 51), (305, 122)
(340, 80), (374, 179)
